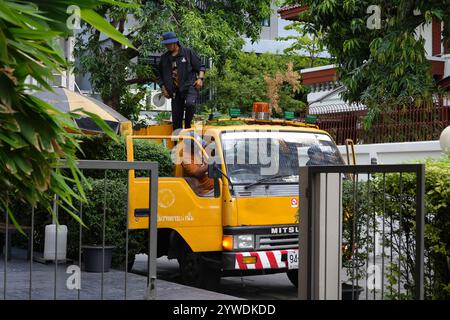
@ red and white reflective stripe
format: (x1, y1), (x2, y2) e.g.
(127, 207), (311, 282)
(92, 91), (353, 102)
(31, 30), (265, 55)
(234, 249), (298, 270)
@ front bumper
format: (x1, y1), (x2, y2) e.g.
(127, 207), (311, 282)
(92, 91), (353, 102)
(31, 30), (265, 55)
(222, 249), (298, 271)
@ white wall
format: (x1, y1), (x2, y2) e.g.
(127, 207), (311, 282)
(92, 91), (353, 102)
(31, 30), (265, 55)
(416, 22), (432, 57)
(242, 3), (319, 54)
(417, 21), (450, 78)
(337, 141), (444, 165)
(242, 17), (297, 54)
(444, 54), (450, 78)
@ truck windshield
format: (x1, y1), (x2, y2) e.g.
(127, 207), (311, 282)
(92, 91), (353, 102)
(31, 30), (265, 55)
(221, 131), (345, 185)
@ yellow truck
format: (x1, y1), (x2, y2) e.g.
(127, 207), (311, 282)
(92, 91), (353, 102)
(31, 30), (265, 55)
(126, 115), (345, 289)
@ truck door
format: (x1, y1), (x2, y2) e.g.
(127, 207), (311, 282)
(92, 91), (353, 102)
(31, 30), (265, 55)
(126, 135), (224, 253)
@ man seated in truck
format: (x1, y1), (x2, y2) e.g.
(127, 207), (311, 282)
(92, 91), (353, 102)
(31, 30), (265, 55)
(306, 144), (325, 166)
(181, 133), (214, 196)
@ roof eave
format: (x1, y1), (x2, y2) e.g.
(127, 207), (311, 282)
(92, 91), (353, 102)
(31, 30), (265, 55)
(278, 5), (309, 21)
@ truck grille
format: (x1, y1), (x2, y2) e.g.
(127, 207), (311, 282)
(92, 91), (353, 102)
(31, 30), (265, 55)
(256, 234), (298, 250)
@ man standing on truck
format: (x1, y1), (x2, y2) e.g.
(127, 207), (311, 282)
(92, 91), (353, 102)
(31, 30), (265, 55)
(158, 32), (206, 131)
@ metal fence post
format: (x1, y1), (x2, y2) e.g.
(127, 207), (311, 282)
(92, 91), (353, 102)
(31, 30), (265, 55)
(298, 166), (310, 300)
(415, 164), (425, 300)
(299, 166), (342, 300)
(312, 171), (342, 300)
(145, 165), (159, 300)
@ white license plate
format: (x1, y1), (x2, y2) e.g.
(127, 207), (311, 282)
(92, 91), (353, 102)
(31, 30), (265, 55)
(287, 250), (298, 269)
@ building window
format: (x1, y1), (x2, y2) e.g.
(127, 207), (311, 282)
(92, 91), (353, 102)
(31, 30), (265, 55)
(261, 17), (270, 27)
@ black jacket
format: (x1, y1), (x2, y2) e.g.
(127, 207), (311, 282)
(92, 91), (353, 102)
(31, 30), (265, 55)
(158, 45), (206, 97)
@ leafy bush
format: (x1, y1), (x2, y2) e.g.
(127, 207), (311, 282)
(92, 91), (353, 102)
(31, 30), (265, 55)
(422, 157), (450, 299)
(372, 157), (449, 300)
(154, 112), (171, 124)
(342, 178), (375, 273)
(342, 157), (450, 300)
(9, 178), (147, 269)
(202, 52), (330, 116)
(66, 178), (147, 269)
(77, 135), (173, 178)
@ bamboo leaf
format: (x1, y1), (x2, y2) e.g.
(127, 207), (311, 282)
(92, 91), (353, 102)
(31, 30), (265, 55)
(78, 110), (119, 142)
(80, 9), (135, 49)
(11, 154), (33, 175)
(0, 133), (28, 149)
(17, 114), (40, 150)
(0, 0), (25, 26)
(64, 205), (87, 228)
(6, 204), (27, 237)
(99, 0), (140, 9)
(0, 26), (8, 62)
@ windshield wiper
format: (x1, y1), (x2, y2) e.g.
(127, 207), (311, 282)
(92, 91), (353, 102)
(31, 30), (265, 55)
(244, 174), (293, 190)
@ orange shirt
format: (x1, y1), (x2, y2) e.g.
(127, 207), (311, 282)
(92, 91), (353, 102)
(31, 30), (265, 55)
(182, 154), (214, 195)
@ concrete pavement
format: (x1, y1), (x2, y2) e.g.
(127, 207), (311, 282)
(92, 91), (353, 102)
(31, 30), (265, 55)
(0, 249), (240, 300)
(134, 255), (298, 300)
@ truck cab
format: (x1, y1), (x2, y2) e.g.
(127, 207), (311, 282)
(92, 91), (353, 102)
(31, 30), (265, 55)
(126, 117), (345, 289)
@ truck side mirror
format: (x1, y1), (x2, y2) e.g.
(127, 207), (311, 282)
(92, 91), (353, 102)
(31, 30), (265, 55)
(208, 162), (222, 179)
(208, 162), (222, 198)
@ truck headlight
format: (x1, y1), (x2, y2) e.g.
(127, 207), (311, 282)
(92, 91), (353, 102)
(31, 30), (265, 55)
(234, 235), (254, 249)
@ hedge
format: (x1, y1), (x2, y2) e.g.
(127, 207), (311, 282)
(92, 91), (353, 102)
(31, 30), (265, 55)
(372, 157), (450, 300)
(342, 157), (449, 300)
(76, 135), (173, 178)
(66, 177), (147, 269)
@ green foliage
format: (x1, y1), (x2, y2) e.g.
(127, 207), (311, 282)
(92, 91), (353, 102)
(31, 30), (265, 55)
(0, 0), (133, 230)
(10, 178), (147, 269)
(74, 0), (273, 119)
(67, 178), (146, 269)
(276, 21), (327, 67)
(154, 111), (171, 124)
(285, 0), (449, 117)
(202, 52), (329, 115)
(206, 120), (246, 126)
(77, 135), (174, 178)
(342, 178), (376, 278)
(394, 157), (449, 300)
(367, 158), (448, 299)
(341, 157), (450, 299)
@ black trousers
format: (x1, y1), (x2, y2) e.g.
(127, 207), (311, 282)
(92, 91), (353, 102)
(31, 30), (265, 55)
(172, 86), (198, 131)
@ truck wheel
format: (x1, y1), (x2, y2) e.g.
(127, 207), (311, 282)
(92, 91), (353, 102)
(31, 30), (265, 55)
(286, 269), (298, 288)
(178, 248), (221, 290)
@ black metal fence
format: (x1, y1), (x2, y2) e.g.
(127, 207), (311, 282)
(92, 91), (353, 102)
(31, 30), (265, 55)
(298, 164), (425, 300)
(1, 160), (158, 300)
(310, 102), (449, 145)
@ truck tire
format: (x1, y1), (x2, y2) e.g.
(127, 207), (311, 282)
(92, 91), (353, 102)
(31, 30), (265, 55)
(177, 248), (221, 290)
(286, 269), (298, 288)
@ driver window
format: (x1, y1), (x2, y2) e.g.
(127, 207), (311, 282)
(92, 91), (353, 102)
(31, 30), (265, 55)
(181, 134), (215, 197)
